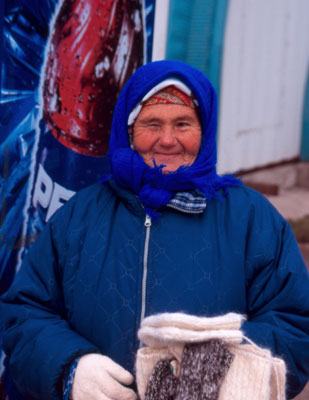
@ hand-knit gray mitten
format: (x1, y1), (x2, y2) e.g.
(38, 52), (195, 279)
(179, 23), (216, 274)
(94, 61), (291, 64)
(175, 340), (234, 400)
(144, 359), (178, 400)
(143, 339), (233, 400)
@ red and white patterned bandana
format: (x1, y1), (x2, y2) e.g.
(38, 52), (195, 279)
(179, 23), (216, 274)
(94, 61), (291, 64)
(142, 85), (196, 109)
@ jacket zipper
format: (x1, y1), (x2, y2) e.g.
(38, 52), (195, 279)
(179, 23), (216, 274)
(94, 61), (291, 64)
(140, 214), (152, 324)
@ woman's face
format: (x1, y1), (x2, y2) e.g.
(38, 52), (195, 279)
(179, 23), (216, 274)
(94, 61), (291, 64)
(133, 104), (202, 173)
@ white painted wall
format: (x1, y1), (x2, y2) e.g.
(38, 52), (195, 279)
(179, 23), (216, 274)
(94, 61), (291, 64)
(151, 0), (170, 61)
(217, 0), (309, 174)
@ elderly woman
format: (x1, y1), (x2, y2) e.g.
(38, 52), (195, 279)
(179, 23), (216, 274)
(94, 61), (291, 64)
(1, 60), (309, 400)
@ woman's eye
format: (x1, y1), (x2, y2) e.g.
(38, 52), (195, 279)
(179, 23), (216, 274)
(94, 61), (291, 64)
(177, 122), (189, 128)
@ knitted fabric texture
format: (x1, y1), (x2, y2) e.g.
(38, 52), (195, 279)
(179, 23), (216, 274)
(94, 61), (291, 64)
(136, 347), (176, 398)
(138, 312), (244, 347)
(136, 313), (286, 400)
(143, 340), (233, 400)
(102, 60), (242, 219)
(144, 359), (178, 400)
(176, 340), (233, 400)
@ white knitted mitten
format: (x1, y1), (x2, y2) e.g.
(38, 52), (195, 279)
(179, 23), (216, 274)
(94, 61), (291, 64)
(138, 312), (245, 347)
(71, 353), (137, 400)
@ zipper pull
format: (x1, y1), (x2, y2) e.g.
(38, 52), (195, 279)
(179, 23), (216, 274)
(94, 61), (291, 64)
(144, 214), (152, 227)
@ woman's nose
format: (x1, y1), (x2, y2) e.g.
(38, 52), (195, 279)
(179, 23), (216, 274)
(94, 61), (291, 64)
(159, 126), (177, 146)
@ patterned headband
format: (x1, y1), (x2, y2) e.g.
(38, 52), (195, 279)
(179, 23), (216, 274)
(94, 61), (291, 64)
(142, 85), (196, 109)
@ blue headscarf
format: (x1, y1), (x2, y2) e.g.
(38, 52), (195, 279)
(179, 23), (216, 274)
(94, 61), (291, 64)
(103, 60), (241, 218)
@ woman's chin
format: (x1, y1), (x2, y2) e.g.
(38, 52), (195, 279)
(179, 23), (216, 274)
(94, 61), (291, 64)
(142, 156), (193, 172)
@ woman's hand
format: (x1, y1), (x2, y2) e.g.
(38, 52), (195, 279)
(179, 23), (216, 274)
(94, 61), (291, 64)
(71, 354), (137, 400)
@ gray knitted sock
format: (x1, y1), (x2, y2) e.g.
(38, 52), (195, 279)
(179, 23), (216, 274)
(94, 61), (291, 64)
(175, 340), (234, 400)
(144, 359), (178, 400)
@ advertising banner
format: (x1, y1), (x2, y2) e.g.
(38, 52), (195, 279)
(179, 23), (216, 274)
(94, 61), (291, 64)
(0, 0), (155, 397)
(0, 0), (155, 292)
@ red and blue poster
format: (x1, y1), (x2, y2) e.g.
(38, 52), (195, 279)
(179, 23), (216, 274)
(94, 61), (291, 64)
(0, 0), (155, 397)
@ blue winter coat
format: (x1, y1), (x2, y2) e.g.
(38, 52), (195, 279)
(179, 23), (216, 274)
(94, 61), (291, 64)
(1, 179), (309, 399)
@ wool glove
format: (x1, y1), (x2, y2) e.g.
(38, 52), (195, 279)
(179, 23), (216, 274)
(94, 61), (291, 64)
(144, 359), (178, 400)
(175, 340), (234, 400)
(138, 312), (244, 347)
(71, 353), (137, 400)
(143, 340), (233, 400)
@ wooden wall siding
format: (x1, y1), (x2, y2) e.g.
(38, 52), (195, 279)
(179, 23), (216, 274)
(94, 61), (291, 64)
(217, 0), (309, 174)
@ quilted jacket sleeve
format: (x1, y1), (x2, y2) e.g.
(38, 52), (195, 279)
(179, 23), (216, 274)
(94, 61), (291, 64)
(0, 197), (99, 400)
(241, 196), (309, 399)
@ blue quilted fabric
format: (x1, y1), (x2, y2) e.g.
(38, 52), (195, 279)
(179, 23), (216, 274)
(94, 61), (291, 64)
(1, 180), (309, 399)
